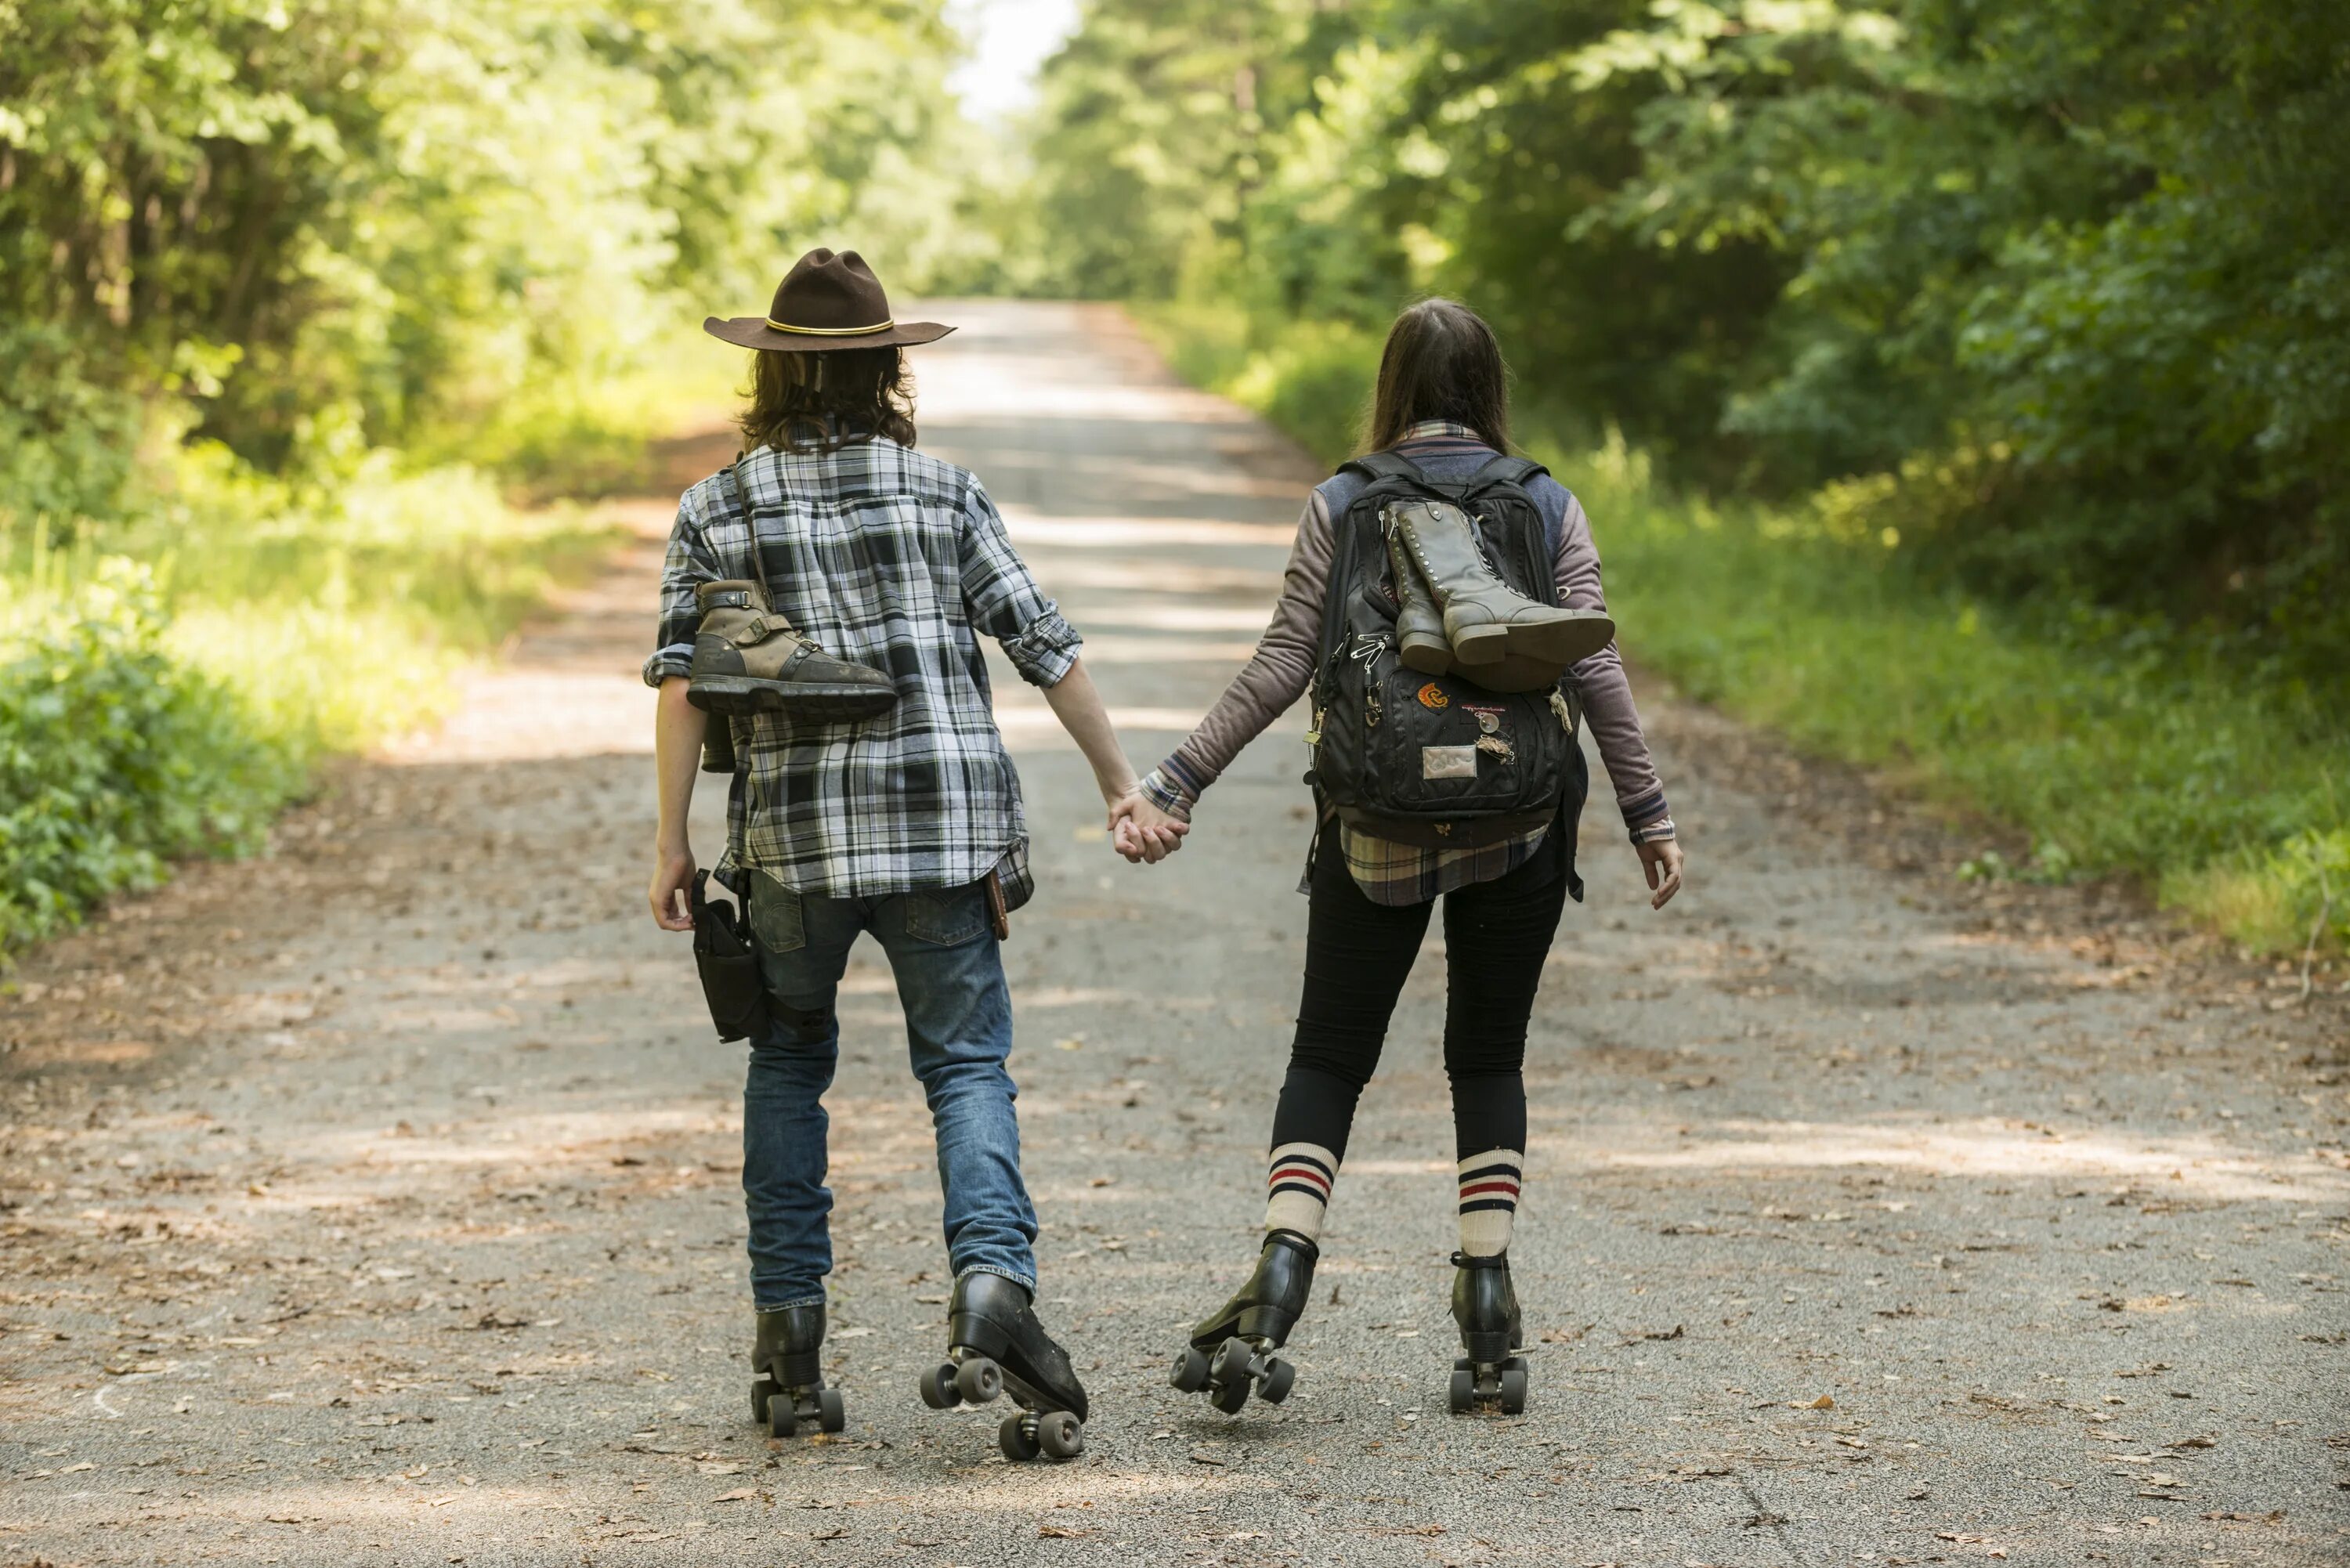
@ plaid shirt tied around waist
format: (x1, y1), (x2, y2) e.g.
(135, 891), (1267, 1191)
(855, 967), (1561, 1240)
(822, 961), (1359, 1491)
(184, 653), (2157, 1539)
(645, 429), (1080, 907)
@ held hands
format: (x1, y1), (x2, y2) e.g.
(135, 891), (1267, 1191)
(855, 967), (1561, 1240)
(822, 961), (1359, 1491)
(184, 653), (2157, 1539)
(1108, 788), (1190, 865)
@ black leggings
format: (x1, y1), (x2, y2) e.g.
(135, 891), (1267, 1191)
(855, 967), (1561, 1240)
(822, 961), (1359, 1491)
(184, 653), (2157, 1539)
(1270, 826), (1571, 1164)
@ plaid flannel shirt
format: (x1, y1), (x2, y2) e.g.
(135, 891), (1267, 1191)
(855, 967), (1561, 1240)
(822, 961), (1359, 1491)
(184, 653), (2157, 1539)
(644, 429), (1080, 905)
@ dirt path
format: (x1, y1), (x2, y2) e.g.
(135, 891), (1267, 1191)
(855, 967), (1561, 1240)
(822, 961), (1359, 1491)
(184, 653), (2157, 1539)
(4, 302), (2346, 1568)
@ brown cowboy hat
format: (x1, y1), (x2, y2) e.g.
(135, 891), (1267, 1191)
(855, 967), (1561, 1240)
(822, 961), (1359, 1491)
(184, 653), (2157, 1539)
(702, 247), (953, 352)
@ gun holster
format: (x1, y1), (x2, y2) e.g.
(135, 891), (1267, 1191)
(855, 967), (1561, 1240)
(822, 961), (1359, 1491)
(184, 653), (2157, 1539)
(691, 868), (769, 1043)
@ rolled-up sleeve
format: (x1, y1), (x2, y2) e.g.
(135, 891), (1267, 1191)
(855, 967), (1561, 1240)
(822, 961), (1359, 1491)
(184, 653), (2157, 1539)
(642, 485), (721, 688)
(958, 479), (1082, 687)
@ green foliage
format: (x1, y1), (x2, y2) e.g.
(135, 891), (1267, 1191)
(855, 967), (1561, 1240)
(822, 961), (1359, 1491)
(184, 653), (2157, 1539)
(1026, 0), (2350, 674)
(0, 560), (295, 952)
(0, 456), (619, 956)
(1134, 303), (1380, 466)
(0, 0), (992, 515)
(1162, 301), (2348, 956)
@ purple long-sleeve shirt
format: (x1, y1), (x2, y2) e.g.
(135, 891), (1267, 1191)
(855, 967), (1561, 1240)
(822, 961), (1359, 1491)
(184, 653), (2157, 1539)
(1146, 428), (1670, 837)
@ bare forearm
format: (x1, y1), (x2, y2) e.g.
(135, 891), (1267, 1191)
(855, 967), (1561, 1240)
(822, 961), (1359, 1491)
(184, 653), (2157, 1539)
(1039, 656), (1137, 806)
(654, 678), (707, 852)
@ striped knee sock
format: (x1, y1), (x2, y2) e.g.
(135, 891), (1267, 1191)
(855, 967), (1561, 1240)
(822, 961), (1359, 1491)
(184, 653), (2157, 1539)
(1264, 1142), (1340, 1241)
(1455, 1149), (1523, 1257)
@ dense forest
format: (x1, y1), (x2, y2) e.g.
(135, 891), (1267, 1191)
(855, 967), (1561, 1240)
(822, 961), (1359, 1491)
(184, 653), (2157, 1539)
(2, 0), (2344, 959)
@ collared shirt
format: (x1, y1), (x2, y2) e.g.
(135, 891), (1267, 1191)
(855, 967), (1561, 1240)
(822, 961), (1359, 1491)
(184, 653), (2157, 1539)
(645, 430), (1080, 905)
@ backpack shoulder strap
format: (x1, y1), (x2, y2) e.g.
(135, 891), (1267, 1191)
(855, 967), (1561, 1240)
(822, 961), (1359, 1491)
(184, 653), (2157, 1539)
(1458, 453), (1549, 499)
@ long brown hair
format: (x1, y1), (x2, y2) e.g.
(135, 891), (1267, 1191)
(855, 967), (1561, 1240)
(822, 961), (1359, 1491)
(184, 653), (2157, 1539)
(739, 348), (917, 453)
(1364, 298), (1510, 454)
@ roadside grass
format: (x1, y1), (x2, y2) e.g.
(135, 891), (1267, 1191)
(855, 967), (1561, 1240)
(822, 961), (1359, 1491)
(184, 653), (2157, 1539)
(1134, 302), (2349, 959)
(1, 444), (627, 956)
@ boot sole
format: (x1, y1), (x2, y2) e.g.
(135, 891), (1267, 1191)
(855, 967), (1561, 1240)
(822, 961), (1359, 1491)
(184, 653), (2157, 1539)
(1449, 614), (1616, 670)
(689, 677), (897, 721)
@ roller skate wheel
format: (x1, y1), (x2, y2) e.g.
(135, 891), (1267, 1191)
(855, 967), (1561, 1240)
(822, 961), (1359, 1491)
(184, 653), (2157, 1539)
(1447, 1367), (1475, 1414)
(1209, 1378), (1250, 1416)
(770, 1397), (799, 1439)
(1036, 1410), (1083, 1459)
(818, 1387), (847, 1433)
(1498, 1365), (1528, 1415)
(956, 1357), (1003, 1404)
(750, 1373), (776, 1425)
(1170, 1346), (1209, 1393)
(918, 1362), (961, 1410)
(1209, 1337), (1256, 1388)
(1257, 1357), (1296, 1404)
(998, 1411), (1042, 1461)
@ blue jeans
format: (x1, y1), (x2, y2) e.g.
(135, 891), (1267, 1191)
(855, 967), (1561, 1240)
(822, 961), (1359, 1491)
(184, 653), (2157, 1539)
(740, 874), (1037, 1310)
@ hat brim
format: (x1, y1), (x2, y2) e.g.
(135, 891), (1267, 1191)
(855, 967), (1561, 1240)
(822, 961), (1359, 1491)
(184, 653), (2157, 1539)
(702, 316), (955, 352)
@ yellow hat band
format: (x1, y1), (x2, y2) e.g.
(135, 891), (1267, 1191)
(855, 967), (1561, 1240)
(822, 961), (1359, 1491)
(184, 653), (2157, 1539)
(763, 316), (894, 336)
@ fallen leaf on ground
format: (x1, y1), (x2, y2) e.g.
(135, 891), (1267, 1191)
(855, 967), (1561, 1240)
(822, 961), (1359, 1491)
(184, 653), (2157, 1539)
(710, 1488), (757, 1503)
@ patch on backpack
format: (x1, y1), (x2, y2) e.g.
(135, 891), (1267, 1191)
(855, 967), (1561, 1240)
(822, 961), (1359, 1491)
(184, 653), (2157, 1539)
(1421, 744), (1479, 780)
(1415, 682), (1449, 711)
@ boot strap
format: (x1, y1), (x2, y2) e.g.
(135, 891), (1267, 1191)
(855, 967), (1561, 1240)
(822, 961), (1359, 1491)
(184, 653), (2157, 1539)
(1451, 1250), (1509, 1268)
(723, 612), (804, 647)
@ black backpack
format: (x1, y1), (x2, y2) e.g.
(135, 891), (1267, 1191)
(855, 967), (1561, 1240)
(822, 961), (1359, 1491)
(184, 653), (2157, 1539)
(1304, 451), (1588, 849)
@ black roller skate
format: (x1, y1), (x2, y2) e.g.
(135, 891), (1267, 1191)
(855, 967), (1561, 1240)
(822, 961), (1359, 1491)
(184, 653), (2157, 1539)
(1447, 1252), (1528, 1414)
(750, 1303), (846, 1438)
(1170, 1230), (1315, 1414)
(916, 1273), (1088, 1461)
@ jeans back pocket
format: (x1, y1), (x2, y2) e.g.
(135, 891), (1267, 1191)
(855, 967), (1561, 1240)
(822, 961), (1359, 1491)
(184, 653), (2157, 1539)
(902, 883), (986, 947)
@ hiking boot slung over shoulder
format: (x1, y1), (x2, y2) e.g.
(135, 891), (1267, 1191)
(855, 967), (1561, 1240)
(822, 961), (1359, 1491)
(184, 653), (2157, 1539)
(687, 580), (899, 721)
(1385, 498), (1615, 671)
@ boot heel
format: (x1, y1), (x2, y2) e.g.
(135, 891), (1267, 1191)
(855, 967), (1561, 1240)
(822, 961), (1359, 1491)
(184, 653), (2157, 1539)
(947, 1310), (1013, 1360)
(1398, 631), (1454, 675)
(1462, 1329), (1511, 1364)
(1449, 625), (1508, 666)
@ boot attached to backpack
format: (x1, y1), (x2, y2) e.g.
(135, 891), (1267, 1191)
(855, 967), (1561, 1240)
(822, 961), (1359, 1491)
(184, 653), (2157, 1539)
(687, 580), (898, 722)
(1384, 498), (1614, 673)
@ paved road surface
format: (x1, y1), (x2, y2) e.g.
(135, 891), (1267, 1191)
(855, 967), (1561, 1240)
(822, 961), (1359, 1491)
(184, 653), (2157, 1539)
(4, 302), (2347, 1567)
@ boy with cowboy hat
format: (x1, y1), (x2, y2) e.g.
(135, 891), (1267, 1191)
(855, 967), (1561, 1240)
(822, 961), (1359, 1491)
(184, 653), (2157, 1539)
(643, 248), (1180, 1458)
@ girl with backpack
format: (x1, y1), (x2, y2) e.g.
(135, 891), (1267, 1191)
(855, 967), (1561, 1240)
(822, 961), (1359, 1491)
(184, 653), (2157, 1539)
(1115, 298), (1684, 1416)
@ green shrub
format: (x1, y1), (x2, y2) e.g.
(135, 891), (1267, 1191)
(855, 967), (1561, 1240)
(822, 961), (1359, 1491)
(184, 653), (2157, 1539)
(0, 445), (622, 958)
(0, 560), (297, 951)
(1134, 304), (1379, 465)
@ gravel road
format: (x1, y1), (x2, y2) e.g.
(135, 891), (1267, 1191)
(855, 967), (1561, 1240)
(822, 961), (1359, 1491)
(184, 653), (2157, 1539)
(4, 301), (2346, 1568)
